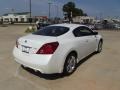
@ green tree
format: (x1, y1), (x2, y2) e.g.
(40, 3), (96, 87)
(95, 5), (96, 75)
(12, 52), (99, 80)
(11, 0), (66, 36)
(63, 2), (75, 13)
(63, 2), (87, 22)
(73, 8), (84, 17)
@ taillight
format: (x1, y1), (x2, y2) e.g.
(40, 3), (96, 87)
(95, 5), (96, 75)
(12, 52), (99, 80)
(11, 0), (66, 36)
(36, 42), (59, 54)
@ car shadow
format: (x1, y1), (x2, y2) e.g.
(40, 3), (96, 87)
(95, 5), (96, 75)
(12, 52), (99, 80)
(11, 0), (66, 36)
(21, 65), (64, 80)
(76, 52), (96, 68)
(21, 52), (96, 80)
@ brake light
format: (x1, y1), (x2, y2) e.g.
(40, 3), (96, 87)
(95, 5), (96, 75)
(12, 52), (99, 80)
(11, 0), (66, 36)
(36, 42), (59, 54)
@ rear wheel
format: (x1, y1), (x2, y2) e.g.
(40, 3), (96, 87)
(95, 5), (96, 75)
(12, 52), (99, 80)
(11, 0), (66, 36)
(63, 53), (77, 75)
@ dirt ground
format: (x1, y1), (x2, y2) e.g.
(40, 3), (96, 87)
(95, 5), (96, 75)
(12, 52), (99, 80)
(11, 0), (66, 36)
(0, 25), (120, 90)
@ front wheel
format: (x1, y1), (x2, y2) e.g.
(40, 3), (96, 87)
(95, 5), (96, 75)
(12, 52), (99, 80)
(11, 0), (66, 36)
(97, 40), (103, 53)
(63, 53), (77, 75)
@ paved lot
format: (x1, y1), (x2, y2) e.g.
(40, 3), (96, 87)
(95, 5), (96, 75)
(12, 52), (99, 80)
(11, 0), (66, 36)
(0, 25), (120, 90)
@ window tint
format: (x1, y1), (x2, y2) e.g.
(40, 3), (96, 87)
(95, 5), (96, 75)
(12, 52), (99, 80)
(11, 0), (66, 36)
(79, 27), (93, 36)
(33, 26), (69, 37)
(73, 26), (93, 37)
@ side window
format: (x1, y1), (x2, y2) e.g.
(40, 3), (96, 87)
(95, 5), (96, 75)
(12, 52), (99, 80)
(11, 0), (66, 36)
(79, 27), (93, 36)
(73, 26), (93, 37)
(73, 27), (81, 37)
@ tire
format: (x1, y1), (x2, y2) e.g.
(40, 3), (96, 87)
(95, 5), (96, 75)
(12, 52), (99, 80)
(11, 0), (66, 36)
(63, 53), (77, 76)
(21, 65), (25, 68)
(97, 40), (103, 53)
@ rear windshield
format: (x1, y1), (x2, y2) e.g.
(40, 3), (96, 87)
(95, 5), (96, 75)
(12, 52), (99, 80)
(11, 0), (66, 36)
(33, 26), (69, 37)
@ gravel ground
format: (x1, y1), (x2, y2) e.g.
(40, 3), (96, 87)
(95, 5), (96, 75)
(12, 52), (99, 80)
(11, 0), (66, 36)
(0, 25), (120, 90)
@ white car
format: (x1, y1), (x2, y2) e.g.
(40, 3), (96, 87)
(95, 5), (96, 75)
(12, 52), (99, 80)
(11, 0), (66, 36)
(13, 24), (103, 75)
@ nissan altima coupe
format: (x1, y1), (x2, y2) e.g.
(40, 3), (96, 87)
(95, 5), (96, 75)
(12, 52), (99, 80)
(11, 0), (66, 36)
(13, 24), (103, 75)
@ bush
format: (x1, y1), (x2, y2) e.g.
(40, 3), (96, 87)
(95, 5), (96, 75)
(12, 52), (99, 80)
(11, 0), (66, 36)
(25, 26), (36, 33)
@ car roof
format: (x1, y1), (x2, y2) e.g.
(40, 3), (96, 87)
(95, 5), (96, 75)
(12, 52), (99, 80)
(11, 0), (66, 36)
(50, 23), (87, 29)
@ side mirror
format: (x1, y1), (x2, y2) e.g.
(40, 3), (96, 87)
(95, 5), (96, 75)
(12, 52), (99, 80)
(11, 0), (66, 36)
(93, 32), (98, 35)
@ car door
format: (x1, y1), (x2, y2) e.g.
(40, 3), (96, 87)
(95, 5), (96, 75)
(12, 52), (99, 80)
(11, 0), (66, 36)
(73, 26), (97, 61)
(79, 26), (97, 55)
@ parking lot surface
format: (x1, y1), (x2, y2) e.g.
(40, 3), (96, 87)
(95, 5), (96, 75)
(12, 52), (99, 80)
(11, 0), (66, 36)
(0, 25), (120, 90)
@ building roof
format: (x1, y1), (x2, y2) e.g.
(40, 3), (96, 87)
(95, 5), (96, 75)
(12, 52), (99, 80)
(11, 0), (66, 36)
(3, 12), (30, 16)
(34, 16), (48, 19)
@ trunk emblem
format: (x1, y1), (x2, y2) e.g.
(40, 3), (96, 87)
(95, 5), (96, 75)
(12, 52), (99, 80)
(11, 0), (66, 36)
(25, 40), (27, 43)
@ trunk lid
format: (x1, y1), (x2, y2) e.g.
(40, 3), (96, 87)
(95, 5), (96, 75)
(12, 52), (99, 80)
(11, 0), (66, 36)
(18, 34), (57, 54)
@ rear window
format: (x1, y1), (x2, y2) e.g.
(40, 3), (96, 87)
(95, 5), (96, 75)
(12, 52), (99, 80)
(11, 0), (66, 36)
(33, 26), (69, 37)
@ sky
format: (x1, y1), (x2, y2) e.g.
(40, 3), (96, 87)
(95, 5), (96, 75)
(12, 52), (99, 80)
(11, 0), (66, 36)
(0, 0), (120, 18)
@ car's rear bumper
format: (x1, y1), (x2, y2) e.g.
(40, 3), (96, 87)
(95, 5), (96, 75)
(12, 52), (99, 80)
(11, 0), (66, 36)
(13, 47), (62, 74)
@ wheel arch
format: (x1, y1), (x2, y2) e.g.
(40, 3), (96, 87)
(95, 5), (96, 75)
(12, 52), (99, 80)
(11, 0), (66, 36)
(62, 50), (78, 72)
(65, 50), (78, 61)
